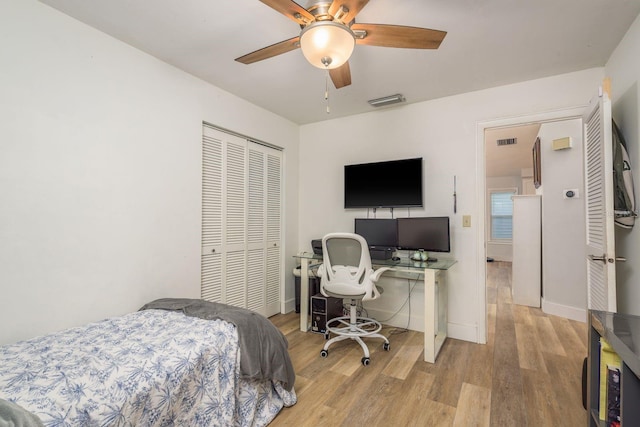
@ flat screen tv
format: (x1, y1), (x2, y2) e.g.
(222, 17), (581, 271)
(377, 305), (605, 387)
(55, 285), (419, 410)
(397, 217), (450, 252)
(354, 218), (398, 248)
(344, 158), (423, 209)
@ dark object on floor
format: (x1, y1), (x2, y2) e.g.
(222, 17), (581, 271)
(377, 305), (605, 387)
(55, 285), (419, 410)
(486, 257), (494, 262)
(582, 356), (587, 410)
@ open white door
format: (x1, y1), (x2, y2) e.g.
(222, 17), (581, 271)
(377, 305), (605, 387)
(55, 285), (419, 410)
(584, 91), (617, 312)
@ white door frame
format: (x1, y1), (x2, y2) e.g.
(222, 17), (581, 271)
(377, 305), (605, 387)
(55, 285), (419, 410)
(474, 105), (586, 344)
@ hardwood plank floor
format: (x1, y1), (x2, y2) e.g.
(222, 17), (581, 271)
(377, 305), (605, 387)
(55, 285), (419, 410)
(269, 261), (587, 426)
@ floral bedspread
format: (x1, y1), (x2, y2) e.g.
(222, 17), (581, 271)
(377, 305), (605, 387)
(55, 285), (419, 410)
(0, 310), (296, 426)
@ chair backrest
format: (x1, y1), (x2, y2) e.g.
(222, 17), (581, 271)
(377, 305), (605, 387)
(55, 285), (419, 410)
(320, 233), (380, 301)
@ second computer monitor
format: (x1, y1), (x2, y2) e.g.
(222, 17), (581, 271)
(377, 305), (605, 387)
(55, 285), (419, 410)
(397, 217), (450, 253)
(354, 218), (398, 248)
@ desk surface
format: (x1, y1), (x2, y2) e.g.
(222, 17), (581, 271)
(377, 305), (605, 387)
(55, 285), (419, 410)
(591, 310), (640, 378)
(294, 250), (455, 363)
(294, 251), (456, 271)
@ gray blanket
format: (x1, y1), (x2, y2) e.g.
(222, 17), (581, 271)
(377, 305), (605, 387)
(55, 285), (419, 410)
(139, 298), (295, 392)
(0, 399), (43, 427)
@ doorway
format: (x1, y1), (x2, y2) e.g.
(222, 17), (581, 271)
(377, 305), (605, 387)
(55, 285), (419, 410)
(475, 107), (587, 344)
(485, 123), (541, 264)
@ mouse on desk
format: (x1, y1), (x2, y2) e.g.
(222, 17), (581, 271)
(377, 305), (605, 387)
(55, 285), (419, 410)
(391, 256), (401, 261)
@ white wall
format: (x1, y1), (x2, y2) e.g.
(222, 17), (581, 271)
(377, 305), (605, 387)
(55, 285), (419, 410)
(537, 119), (587, 320)
(605, 13), (640, 315)
(0, 0), (300, 345)
(299, 68), (604, 342)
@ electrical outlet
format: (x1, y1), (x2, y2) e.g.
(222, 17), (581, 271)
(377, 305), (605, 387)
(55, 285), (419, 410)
(463, 215), (471, 227)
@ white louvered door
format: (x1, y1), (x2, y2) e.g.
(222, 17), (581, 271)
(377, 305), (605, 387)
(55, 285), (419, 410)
(224, 137), (247, 308)
(201, 129), (224, 303)
(247, 146), (265, 313)
(584, 91), (617, 312)
(265, 151), (282, 316)
(201, 125), (282, 317)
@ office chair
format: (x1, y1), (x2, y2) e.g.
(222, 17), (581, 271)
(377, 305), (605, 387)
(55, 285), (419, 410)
(317, 232), (391, 366)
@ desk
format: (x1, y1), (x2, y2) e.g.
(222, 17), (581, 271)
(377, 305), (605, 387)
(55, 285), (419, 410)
(294, 252), (456, 363)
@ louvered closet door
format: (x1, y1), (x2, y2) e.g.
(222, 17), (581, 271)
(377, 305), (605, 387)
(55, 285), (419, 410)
(265, 151), (282, 316)
(201, 128), (224, 302)
(201, 125), (283, 317)
(247, 146), (265, 313)
(583, 92), (617, 312)
(201, 126), (247, 308)
(224, 137), (248, 308)
(246, 143), (282, 317)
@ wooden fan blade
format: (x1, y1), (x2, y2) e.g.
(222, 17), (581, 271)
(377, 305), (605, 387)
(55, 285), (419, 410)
(260, 0), (314, 25)
(329, 61), (352, 89)
(235, 37), (300, 64)
(329, 0), (369, 24)
(351, 23), (446, 49)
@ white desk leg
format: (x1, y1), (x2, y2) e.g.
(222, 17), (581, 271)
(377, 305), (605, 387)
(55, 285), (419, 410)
(300, 257), (309, 332)
(437, 270), (448, 356)
(424, 268), (448, 363)
(424, 268), (436, 363)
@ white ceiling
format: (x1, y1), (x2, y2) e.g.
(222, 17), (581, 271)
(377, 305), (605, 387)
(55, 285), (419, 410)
(38, 0), (640, 125)
(485, 124), (541, 178)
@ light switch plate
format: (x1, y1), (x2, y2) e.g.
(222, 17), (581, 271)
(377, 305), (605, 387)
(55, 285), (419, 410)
(463, 215), (471, 227)
(553, 137), (572, 150)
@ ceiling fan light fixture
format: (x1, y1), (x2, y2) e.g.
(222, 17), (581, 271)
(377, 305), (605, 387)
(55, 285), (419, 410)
(299, 21), (355, 69)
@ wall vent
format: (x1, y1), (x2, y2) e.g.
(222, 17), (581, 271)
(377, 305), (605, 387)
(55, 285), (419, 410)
(496, 138), (517, 146)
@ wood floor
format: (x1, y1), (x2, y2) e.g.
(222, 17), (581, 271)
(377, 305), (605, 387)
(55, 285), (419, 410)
(268, 261), (588, 426)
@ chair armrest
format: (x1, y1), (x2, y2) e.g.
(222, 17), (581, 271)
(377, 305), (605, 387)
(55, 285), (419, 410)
(371, 267), (392, 282)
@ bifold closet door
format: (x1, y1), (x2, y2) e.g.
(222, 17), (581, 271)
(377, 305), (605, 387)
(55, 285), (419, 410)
(201, 125), (282, 317)
(247, 144), (282, 316)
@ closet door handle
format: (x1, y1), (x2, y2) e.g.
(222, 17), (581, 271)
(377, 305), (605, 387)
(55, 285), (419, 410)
(589, 254), (626, 263)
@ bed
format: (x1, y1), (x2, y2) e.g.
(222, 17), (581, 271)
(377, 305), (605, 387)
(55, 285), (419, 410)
(0, 298), (296, 426)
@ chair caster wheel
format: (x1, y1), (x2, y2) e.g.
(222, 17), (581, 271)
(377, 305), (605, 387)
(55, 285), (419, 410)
(383, 342), (390, 351)
(320, 349), (329, 358)
(361, 357), (370, 366)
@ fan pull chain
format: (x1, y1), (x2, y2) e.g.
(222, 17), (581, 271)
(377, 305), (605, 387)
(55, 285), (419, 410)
(321, 56), (332, 114)
(325, 68), (330, 114)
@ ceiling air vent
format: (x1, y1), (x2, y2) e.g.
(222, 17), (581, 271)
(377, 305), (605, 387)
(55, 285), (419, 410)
(368, 94), (406, 107)
(496, 138), (517, 146)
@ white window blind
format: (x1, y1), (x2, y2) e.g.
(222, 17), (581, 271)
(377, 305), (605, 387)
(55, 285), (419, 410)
(490, 190), (517, 240)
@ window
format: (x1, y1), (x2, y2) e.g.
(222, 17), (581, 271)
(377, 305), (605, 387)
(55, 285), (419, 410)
(490, 189), (517, 241)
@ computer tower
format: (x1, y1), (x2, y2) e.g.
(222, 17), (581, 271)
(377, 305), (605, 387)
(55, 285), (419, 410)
(311, 294), (343, 334)
(293, 266), (320, 314)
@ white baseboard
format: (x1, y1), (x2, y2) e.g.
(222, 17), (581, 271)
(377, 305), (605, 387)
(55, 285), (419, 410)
(448, 322), (482, 343)
(366, 308), (423, 332)
(283, 298), (296, 314)
(541, 298), (587, 323)
(365, 308), (481, 343)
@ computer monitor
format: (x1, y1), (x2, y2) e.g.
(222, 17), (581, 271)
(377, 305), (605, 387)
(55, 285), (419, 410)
(397, 217), (450, 252)
(354, 218), (398, 248)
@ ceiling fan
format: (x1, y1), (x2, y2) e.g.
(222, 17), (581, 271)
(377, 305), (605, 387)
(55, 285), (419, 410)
(235, 0), (447, 89)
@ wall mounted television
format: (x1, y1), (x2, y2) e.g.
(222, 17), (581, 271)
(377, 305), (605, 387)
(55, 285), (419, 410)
(344, 158), (423, 209)
(397, 216), (450, 253)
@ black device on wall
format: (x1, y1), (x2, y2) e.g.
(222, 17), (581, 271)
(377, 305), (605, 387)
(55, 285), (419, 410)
(344, 158), (423, 208)
(397, 216), (451, 252)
